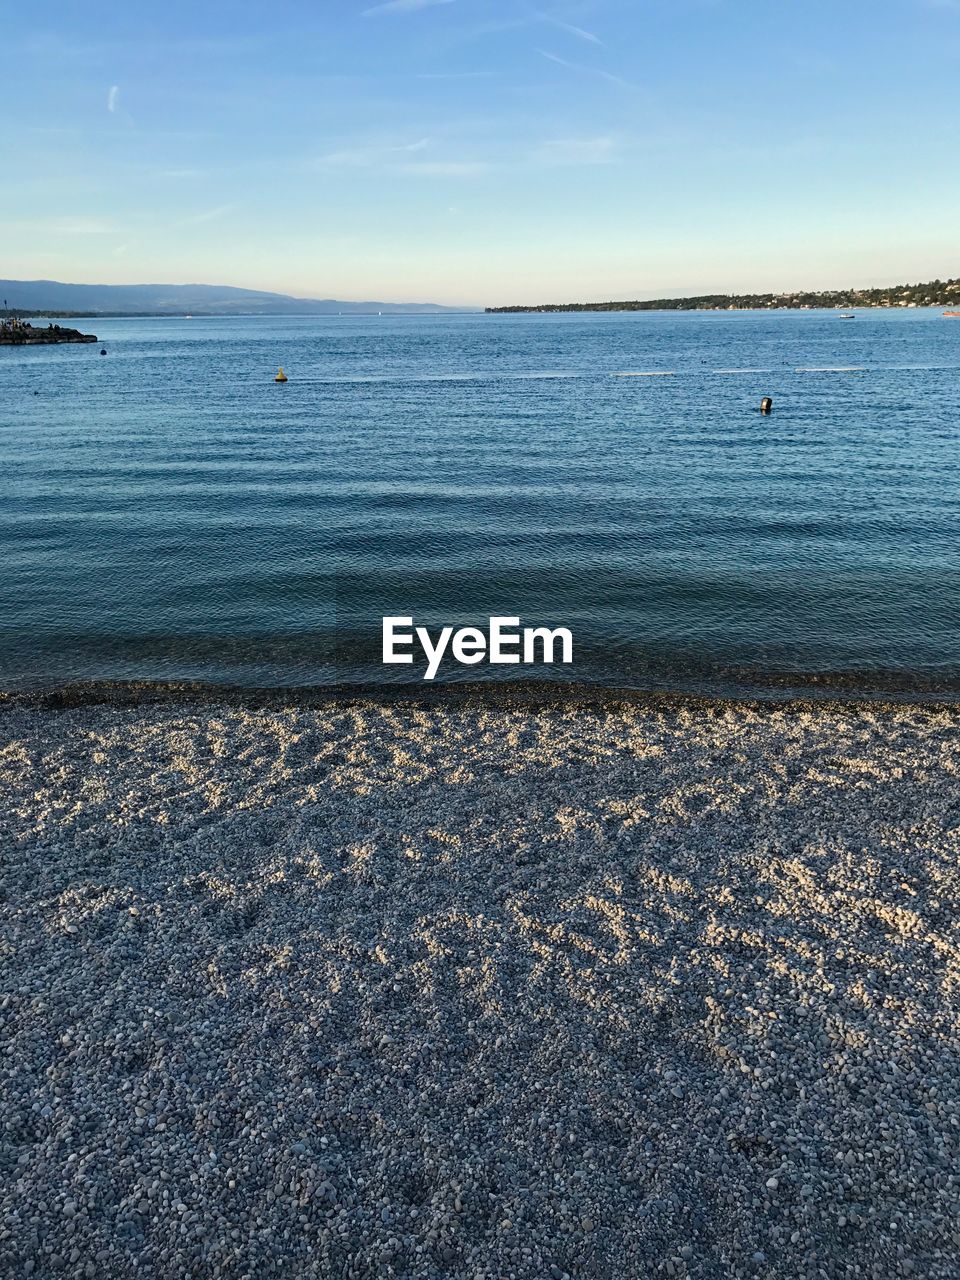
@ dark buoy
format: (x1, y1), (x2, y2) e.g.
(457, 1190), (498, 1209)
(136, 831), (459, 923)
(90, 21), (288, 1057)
(760, 396), (773, 414)
(100, 348), (107, 356)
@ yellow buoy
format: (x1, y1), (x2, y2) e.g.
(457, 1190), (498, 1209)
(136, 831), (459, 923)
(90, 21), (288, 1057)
(275, 366), (288, 383)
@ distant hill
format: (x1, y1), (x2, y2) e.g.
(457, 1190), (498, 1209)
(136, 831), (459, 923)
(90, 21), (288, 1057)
(487, 277), (960, 313)
(0, 279), (471, 316)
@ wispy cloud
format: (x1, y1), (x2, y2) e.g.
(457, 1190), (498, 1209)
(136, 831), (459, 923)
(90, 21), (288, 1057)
(107, 84), (120, 112)
(415, 70), (497, 79)
(177, 204), (234, 226)
(449, 9), (602, 48)
(538, 49), (578, 71)
(362, 0), (455, 15)
(313, 147), (376, 168)
(0, 216), (121, 235)
(311, 136), (488, 176)
(396, 160), (488, 175)
(312, 137), (433, 168)
(54, 217), (120, 235)
(537, 48), (633, 88)
(534, 135), (619, 165)
(537, 12), (603, 45)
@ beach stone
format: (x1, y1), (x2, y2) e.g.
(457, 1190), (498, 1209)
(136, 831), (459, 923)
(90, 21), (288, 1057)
(1, 698), (959, 1279)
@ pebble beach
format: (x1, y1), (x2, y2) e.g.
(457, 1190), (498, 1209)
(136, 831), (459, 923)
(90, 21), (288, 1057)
(2, 691), (959, 1279)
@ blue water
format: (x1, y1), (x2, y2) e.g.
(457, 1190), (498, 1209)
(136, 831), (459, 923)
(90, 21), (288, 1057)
(2, 309), (959, 695)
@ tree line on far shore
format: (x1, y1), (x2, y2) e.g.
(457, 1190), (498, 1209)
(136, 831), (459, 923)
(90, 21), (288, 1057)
(486, 277), (960, 313)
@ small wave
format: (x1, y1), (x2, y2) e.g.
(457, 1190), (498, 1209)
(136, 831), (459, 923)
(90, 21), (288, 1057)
(611, 370), (677, 377)
(795, 366), (866, 373)
(276, 371), (582, 386)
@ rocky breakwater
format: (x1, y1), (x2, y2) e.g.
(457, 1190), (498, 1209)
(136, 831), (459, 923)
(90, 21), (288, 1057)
(0, 320), (97, 345)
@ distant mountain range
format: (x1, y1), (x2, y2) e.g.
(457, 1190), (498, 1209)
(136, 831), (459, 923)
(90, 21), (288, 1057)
(0, 279), (472, 316)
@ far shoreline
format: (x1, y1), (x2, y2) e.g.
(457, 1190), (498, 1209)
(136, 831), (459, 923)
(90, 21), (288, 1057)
(1, 305), (953, 321)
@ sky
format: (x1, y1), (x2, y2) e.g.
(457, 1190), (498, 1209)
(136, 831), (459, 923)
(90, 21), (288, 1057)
(3, 0), (960, 305)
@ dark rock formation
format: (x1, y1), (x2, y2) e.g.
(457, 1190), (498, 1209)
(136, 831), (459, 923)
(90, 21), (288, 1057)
(0, 320), (97, 345)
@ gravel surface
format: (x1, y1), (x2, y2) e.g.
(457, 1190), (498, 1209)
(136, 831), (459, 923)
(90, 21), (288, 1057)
(1, 696), (959, 1279)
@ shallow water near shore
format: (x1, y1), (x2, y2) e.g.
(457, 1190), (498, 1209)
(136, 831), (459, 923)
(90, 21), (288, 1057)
(2, 308), (959, 696)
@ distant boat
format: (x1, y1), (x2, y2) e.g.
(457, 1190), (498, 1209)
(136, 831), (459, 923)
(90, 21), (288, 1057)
(185, 314), (192, 319)
(839, 313), (855, 319)
(944, 311), (960, 318)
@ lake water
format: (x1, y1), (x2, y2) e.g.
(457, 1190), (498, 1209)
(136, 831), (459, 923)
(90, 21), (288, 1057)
(2, 309), (959, 696)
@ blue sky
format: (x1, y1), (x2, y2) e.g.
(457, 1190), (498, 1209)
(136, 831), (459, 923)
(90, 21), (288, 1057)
(4, 0), (959, 304)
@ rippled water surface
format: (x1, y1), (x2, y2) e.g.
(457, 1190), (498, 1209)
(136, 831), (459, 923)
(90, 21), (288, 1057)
(2, 310), (959, 694)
